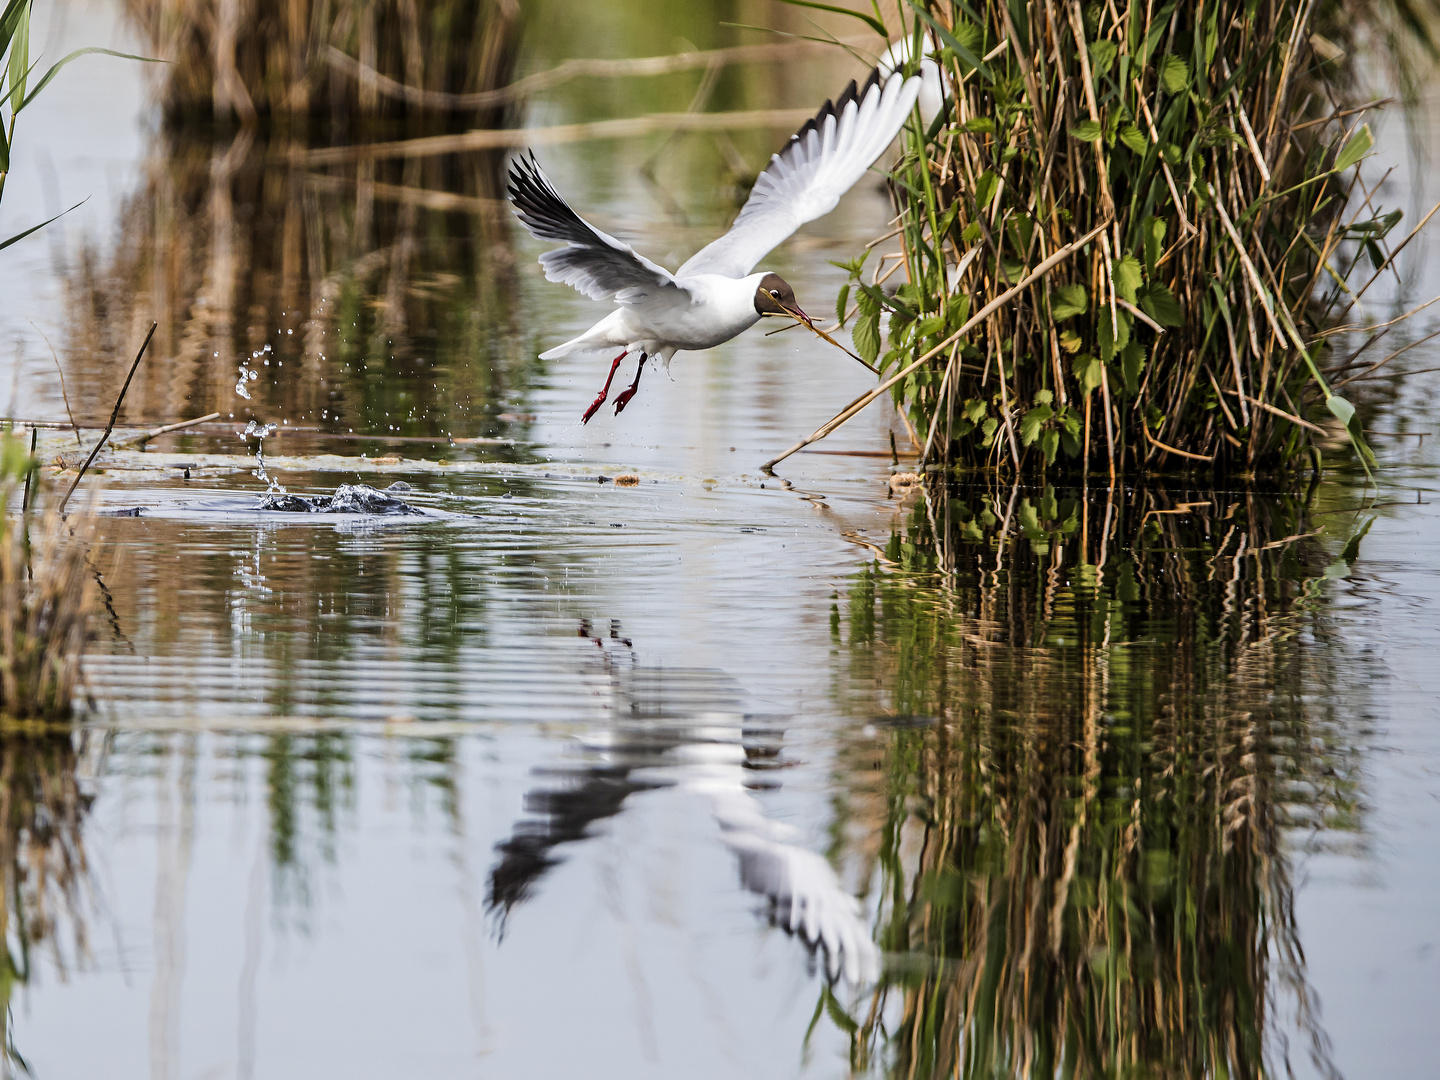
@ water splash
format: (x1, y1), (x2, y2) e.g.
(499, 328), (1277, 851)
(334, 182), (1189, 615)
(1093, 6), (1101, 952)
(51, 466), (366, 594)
(234, 345), (271, 399)
(242, 420), (285, 496)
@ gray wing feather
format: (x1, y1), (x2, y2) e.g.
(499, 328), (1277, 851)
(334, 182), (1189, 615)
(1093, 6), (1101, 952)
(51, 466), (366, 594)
(508, 153), (685, 306)
(678, 68), (922, 280)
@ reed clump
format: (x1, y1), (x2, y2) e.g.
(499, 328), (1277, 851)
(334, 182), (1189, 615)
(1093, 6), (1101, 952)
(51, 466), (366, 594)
(124, 0), (520, 126)
(0, 435), (97, 719)
(842, 1), (1432, 476)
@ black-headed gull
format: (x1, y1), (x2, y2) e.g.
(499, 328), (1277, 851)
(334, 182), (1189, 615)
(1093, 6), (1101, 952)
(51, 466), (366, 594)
(508, 65), (923, 422)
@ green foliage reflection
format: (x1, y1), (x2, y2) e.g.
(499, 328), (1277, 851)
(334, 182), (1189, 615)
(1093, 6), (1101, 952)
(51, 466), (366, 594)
(837, 485), (1360, 1078)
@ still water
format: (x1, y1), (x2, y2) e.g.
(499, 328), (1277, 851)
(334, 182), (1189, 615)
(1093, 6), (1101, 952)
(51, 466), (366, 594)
(1, 2), (1439, 1078)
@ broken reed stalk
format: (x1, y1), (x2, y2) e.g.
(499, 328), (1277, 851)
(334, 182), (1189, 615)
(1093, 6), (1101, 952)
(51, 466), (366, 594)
(763, 221), (1109, 471)
(58, 323), (156, 515)
(812, 0), (1430, 477)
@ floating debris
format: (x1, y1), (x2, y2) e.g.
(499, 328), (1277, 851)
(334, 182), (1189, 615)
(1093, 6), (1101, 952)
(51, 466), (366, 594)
(258, 482), (424, 515)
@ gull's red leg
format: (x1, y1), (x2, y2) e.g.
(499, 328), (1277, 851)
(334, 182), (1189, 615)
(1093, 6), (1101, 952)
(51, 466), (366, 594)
(582, 350), (628, 424)
(613, 353), (648, 415)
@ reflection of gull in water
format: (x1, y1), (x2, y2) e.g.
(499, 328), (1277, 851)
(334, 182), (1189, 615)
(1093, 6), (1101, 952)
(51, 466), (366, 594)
(487, 628), (879, 985)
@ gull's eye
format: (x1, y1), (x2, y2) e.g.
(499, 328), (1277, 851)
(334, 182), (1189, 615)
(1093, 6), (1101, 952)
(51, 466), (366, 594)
(770, 289), (780, 298)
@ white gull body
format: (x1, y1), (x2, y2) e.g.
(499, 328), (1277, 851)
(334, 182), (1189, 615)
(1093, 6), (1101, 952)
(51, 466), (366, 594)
(508, 63), (923, 420)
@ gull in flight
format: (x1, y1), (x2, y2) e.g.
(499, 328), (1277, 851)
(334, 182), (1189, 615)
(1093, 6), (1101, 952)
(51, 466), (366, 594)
(508, 64), (923, 422)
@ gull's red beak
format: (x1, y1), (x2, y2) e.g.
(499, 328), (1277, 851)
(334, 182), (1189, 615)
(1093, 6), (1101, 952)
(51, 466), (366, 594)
(781, 302), (812, 325)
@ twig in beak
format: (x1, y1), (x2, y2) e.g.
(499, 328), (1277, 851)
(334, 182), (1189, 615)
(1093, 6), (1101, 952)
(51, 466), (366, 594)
(780, 306), (879, 374)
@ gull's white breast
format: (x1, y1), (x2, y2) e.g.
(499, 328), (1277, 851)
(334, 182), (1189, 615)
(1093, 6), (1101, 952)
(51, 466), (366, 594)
(636, 273), (762, 352)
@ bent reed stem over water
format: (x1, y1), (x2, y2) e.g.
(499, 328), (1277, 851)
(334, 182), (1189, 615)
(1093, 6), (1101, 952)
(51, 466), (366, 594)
(819, 0), (1434, 478)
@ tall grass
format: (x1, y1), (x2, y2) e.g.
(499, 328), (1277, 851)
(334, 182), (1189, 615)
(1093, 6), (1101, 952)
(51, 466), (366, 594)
(839, 0), (1435, 476)
(830, 484), (1360, 1076)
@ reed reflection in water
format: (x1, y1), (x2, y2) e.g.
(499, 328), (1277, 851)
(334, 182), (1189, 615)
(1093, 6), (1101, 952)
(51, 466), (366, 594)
(61, 133), (528, 443)
(831, 485), (1365, 1079)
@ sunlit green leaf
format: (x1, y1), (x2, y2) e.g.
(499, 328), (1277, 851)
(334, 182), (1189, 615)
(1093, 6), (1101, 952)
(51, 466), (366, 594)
(1069, 120), (1103, 141)
(1118, 124), (1148, 154)
(1334, 124), (1373, 172)
(1111, 256), (1143, 303)
(1159, 54), (1189, 94)
(1050, 284), (1089, 321)
(1138, 283), (1183, 326)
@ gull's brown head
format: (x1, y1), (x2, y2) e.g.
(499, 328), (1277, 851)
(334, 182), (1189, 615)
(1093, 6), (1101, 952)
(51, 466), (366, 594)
(753, 273), (809, 322)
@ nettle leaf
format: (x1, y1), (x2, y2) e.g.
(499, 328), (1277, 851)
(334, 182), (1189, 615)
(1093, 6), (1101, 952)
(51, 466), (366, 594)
(1334, 124), (1373, 173)
(1159, 54), (1189, 94)
(1098, 309), (1132, 361)
(1050, 283), (1089, 320)
(1033, 388), (1054, 406)
(1138, 282), (1184, 326)
(961, 221), (982, 243)
(1118, 124), (1148, 154)
(835, 283), (851, 326)
(1019, 404), (1053, 447)
(1069, 119), (1103, 142)
(1121, 341), (1146, 395)
(1041, 427), (1061, 464)
(963, 398), (987, 424)
(981, 416), (1000, 446)
(962, 116), (996, 135)
(853, 290), (882, 364)
(1058, 328), (1083, 353)
(1111, 256), (1143, 303)
(1089, 40), (1118, 76)
(1073, 354), (1105, 395)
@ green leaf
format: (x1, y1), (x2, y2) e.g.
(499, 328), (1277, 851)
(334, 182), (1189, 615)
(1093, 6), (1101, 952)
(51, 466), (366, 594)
(961, 116), (995, 135)
(1089, 40), (1118, 76)
(975, 170), (998, 208)
(822, 985), (859, 1034)
(1159, 54), (1189, 94)
(1050, 284), (1089, 320)
(16, 46), (164, 113)
(835, 283), (850, 326)
(981, 416), (1000, 446)
(1040, 427), (1061, 464)
(1141, 215), (1167, 275)
(1058, 328), (1083, 353)
(1334, 124), (1373, 173)
(1073, 354), (1104, 395)
(963, 398), (987, 424)
(1121, 341), (1146, 395)
(1325, 394), (1355, 427)
(7, 0), (29, 109)
(1111, 256), (1143, 303)
(1019, 404), (1053, 446)
(1138, 282), (1183, 326)
(1069, 120), (1103, 142)
(853, 290), (882, 364)
(961, 221), (982, 243)
(1326, 393), (1377, 467)
(0, 197), (86, 252)
(1098, 309), (1131, 361)
(1033, 388), (1054, 406)
(773, 0), (886, 36)
(1118, 124), (1148, 154)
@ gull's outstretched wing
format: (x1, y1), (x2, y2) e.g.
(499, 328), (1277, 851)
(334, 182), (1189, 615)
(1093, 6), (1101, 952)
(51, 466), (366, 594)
(508, 153), (687, 307)
(709, 786), (880, 986)
(677, 68), (922, 280)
